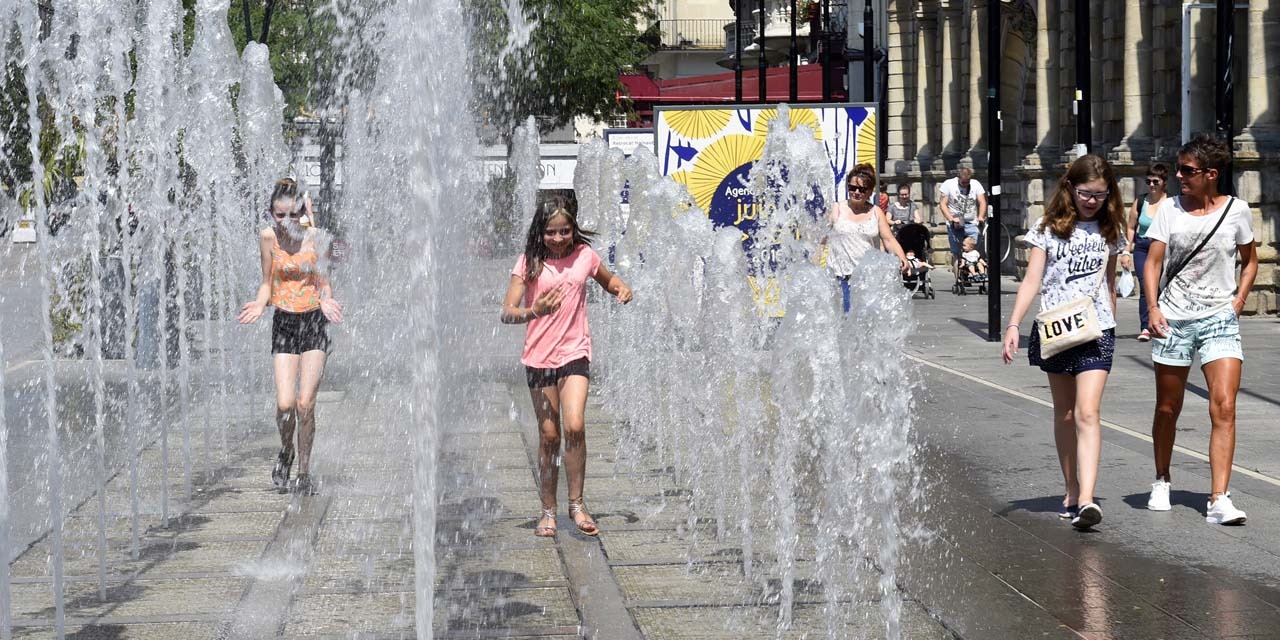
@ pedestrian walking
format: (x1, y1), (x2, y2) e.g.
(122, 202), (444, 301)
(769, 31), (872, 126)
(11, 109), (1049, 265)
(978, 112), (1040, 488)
(938, 167), (987, 280)
(501, 197), (632, 538)
(886, 184), (922, 233)
(1121, 163), (1170, 341)
(1142, 134), (1258, 525)
(1002, 154), (1125, 530)
(238, 178), (343, 495)
(819, 163), (909, 314)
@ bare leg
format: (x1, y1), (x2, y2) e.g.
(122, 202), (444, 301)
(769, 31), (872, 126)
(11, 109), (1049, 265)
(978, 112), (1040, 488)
(273, 354), (301, 457)
(1152, 363), (1190, 481)
(558, 375), (589, 503)
(1071, 370), (1109, 506)
(529, 385), (561, 532)
(295, 349), (328, 476)
(1201, 358), (1242, 498)
(1047, 373), (1079, 506)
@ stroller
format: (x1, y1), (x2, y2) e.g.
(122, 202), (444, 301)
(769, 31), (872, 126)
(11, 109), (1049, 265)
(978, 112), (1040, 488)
(951, 229), (988, 296)
(894, 223), (935, 299)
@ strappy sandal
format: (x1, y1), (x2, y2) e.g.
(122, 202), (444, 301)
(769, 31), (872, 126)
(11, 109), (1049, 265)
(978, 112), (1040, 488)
(534, 508), (557, 537)
(568, 499), (599, 536)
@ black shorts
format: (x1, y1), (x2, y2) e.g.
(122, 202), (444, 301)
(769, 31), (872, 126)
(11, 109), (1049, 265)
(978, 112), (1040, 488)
(271, 309), (331, 355)
(525, 357), (590, 389)
(1028, 328), (1114, 376)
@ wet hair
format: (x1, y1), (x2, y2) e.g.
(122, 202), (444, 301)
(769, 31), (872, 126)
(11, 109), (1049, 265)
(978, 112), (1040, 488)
(1037, 154), (1125, 245)
(846, 162), (877, 191)
(521, 195), (596, 282)
(1147, 162), (1169, 182)
(270, 178), (300, 211)
(1178, 133), (1231, 171)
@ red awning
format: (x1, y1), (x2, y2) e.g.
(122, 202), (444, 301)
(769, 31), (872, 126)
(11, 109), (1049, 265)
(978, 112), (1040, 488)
(620, 65), (835, 104)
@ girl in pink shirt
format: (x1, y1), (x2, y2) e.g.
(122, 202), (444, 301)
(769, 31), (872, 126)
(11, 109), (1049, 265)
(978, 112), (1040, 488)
(501, 198), (633, 537)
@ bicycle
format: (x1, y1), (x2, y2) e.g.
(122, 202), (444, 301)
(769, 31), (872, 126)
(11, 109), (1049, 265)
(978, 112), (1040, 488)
(979, 219), (1014, 265)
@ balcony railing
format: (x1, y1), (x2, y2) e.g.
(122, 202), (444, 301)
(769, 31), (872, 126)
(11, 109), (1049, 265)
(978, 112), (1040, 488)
(656, 19), (731, 50)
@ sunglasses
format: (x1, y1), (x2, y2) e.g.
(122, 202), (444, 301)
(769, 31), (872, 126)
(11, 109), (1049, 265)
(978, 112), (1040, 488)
(1177, 164), (1208, 176)
(1074, 189), (1110, 203)
(1146, 179), (1164, 186)
(848, 184), (870, 194)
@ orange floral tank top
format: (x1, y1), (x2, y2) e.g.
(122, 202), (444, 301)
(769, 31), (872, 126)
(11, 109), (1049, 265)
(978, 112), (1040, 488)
(270, 233), (322, 313)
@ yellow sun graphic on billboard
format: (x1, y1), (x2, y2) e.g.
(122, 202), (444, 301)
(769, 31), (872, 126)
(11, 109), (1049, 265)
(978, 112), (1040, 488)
(671, 134), (765, 215)
(664, 109), (734, 140)
(856, 112), (877, 167)
(752, 108), (823, 140)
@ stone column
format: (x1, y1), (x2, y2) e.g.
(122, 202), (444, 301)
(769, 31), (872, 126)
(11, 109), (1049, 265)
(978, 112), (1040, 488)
(966, 0), (986, 161)
(1236, 0), (1280, 157)
(940, 1), (965, 158)
(914, 1), (938, 165)
(1111, 0), (1151, 162)
(1026, 0), (1059, 164)
(886, 1), (912, 172)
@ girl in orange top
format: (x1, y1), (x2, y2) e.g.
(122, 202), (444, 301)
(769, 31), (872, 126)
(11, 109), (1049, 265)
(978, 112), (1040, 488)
(238, 178), (343, 494)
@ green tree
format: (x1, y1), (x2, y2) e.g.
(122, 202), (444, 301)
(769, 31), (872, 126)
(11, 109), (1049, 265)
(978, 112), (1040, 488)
(226, 0), (342, 117)
(470, 0), (660, 141)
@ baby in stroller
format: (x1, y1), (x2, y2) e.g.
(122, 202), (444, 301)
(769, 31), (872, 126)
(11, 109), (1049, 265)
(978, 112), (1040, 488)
(960, 236), (987, 281)
(894, 222), (935, 299)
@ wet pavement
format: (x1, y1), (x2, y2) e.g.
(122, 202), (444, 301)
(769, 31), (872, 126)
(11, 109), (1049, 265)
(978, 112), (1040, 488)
(4, 250), (1280, 638)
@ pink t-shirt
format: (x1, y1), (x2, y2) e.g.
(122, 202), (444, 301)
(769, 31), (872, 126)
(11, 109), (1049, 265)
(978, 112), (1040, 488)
(511, 244), (602, 368)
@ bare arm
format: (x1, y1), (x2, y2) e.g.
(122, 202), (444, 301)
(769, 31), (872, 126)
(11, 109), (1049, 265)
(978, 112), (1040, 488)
(1106, 253), (1119, 314)
(976, 192), (988, 224)
(1234, 241), (1259, 315)
(1143, 240), (1168, 336)
(1121, 201), (1140, 270)
(939, 193), (954, 223)
(237, 229), (275, 324)
(874, 207), (909, 272)
(912, 203), (923, 224)
(1001, 246), (1047, 363)
(592, 262), (633, 303)
(501, 275), (566, 324)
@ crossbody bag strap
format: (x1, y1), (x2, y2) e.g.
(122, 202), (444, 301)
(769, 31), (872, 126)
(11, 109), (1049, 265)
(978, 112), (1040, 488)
(1159, 196), (1233, 299)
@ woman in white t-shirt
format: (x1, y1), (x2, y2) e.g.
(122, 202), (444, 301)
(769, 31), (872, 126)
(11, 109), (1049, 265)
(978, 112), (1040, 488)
(1002, 154), (1124, 530)
(1141, 133), (1258, 525)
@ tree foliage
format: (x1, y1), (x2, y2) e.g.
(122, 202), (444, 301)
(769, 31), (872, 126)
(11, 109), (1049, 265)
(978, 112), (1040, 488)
(470, 0), (659, 141)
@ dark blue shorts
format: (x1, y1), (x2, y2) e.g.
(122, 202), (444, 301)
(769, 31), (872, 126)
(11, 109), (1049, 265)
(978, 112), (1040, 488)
(1028, 328), (1115, 376)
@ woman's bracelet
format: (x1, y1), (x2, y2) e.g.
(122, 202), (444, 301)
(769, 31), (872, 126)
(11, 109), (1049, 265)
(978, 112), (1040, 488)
(529, 308), (539, 319)
(1006, 323), (1019, 330)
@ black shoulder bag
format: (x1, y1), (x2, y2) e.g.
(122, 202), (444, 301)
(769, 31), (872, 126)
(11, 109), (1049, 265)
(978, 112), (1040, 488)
(1158, 196), (1233, 301)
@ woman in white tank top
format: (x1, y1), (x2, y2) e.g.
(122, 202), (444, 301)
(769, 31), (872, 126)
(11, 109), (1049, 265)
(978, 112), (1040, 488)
(820, 164), (909, 313)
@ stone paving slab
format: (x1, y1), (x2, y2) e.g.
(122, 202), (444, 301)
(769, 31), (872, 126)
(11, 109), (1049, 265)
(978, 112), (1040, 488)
(10, 576), (248, 619)
(11, 621), (225, 640)
(630, 602), (950, 640)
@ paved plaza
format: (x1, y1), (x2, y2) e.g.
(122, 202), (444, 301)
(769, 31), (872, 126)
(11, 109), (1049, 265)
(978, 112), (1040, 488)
(4, 247), (1280, 638)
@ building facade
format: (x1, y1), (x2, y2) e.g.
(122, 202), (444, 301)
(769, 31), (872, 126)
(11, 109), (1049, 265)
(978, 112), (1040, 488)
(881, 0), (1279, 314)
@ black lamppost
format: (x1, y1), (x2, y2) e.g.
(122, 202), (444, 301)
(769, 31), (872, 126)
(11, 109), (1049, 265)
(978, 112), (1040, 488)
(759, 0), (768, 102)
(986, 0), (1002, 341)
(1215, 0), (1234, 193)
(790, 0), (799, 102)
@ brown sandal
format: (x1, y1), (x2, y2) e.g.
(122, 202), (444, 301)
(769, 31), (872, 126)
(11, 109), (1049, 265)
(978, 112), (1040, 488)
(568, 499), (599, 536)
(534, 508), (557, 537)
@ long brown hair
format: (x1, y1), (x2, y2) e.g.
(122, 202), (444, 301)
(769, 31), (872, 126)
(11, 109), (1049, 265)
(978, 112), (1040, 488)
(521, 196), (595, 281)
(1038, 154), (1125, 245)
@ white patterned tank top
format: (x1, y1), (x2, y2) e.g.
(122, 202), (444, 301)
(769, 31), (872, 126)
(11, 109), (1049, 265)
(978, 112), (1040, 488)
(826, 202), (881, 277)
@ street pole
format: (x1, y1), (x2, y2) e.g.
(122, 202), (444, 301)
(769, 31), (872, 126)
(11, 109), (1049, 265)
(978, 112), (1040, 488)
(1073, 0), (1090, 155)
(986, 0), (1001, 341)
(790, 0), (799, 102)
(736, 1), (744, 103)
(1215, 0), (1234, 193)
(759, 0), (768, 102)
(863, 1), (874, 102)
(821, 0), (832, 101)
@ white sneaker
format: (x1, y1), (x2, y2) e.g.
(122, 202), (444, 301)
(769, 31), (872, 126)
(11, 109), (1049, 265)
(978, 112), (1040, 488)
(1206, 493), (1247, 525)
(1147, 480), (1172, 511)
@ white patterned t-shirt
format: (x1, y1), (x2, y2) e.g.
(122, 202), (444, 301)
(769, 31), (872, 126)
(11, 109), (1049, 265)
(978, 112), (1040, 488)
(1024, 217), (1120, 331)
(1145, 196), (1253, 321)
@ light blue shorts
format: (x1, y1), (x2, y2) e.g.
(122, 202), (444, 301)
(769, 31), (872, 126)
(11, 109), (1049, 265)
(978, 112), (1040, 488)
(1151, 308), (1243, 367)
